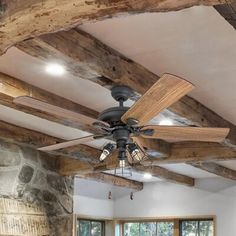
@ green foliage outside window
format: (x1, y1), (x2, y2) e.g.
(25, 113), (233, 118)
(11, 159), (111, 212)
(78, 219), (104, 236)
(124, 222), (174, 236)
(181, 220), (213, 236)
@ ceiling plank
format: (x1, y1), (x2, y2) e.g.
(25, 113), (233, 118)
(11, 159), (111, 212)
(191, 162), (236, 181)
(77, 172), (143, 191)
(134, 165), (194, 186)
(0, 72), (99, 134)
(17, 29), (236, 148)
(0, 0), (227, 54)
(146, 142), (236, 165)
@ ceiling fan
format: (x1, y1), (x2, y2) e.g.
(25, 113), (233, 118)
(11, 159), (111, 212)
(14, 74), (229, 170)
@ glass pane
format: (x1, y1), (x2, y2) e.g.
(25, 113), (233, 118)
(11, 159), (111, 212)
(79, 220), (91, 236)
(140, 222), (156, 236)
(124, 223), (140, 236)
(181, 221), (198, 236)
(157, 222), (174, 236)
(199, 221), (214, 236)
(91, 221), (102, 236)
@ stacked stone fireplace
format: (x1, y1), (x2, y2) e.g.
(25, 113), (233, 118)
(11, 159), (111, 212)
(0, 138), (73, 236)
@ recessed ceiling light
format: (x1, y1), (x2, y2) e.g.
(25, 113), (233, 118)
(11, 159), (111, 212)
(159, 118), (173, 126)
(143, 173), (152, 179)
(45, 63), (65, 76)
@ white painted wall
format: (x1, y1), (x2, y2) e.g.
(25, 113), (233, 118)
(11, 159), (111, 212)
(74, 195), (114, 219)
(114, 178), (236, 236)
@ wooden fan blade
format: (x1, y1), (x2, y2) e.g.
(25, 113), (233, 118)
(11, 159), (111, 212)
(14, 96), (109, 127)
(38, 135), (96, 151)
(121, 74), (194, 125)
(141, 125), (230, 142)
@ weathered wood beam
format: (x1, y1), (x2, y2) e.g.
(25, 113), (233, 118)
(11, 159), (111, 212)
(214, 1), (236, 30)
(0, 0), (227, 54)
(0, 72), (99, 133)
(146, 142), (236, 165)
(17, 29), (236, 148)
(134, 165), (194, 186)
(191, 162), (236, 181)
(59, 156), (194, 186)
(0, 119), (194, 185)
(0, 120), (101, 164)
(77, 172), (143, 191)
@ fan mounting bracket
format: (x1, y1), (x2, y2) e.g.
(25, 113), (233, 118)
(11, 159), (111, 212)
(111, 85), (133, 102)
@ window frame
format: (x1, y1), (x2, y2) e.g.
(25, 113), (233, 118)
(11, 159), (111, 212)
(120, 217), (215, 236)
(179, 218), (214, 236)
(77, 218), (105, 236)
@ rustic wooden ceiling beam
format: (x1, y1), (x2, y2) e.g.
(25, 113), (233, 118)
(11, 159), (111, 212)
(0, 119), (193, 186)
(134, 165), (194, 186)
(60, 157), (194, 186)
(0, 120), (101, 164)
(214, 1), (236, 30)
(146, 142), (236, 165)
(0, 72), (99, 134)
(17, 29), (236, 148)
(191, 162), (236, 181)
(77, 172), (143, 191)
(0, 0), (227, 54)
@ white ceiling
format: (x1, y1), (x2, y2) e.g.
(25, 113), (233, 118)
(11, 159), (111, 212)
(79, 6), (236, 125)
(158, 163), (217, 178)
(0, 6), (235, 181)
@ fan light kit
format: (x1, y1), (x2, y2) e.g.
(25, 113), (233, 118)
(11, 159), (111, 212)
(13, 74), (230, 177)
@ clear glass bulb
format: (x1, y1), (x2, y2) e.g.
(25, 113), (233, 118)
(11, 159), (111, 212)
(132, 149), (143, 161)
(99, 149), (110, 161)
(119, 160), (126, 168)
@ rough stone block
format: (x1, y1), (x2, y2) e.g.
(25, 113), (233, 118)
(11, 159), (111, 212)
(39, 152), (58, 172)
(18, 165), (34, 184)
(0, 168), (19, 195)
(49, 215), (73, 236)
(21, 146), (39, 163)
(32, 169), (47, 188)
(0, 150), (21, 166)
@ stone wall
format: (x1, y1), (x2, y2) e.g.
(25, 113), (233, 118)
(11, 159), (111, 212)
(0, 138), (74, 236)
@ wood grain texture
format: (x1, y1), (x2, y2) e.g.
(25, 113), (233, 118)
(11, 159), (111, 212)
(134, 165), (194, 186)
(17, 29), (236, 148)
(0, 72), (99, 134)
(38, 135), (96, 151)
(77, 172), (143, 191)
(142, 125), (229, 142)
(0, 0), (226, 54)
(191, 162), (236, 180)
(59, 155), (194, 186)
(146, 142), (236, 164)
(0, 73), (168, 157)
(0, 120), (101, 164)
(14, 96), (106, 128)
(122, 74), (194, 125)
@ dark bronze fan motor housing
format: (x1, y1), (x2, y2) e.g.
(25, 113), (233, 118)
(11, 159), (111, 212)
(98, 85), (141, 162)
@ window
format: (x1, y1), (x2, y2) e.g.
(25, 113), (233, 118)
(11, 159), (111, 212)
(77, 219), (105, 236)
(124, 221), (174, 236)
(180, 219), (214, 236)
(122, 218), (214, 236)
